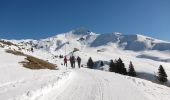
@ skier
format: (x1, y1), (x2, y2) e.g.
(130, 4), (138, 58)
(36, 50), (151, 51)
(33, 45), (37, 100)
(77, 56), (81, 68)
(64, 56), (67, 68)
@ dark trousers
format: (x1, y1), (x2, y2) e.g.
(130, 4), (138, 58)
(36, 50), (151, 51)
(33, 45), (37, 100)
(78, 61), (81, 68)
(70, 62), (73, 68)
(64, 62), (67, 67)
(73, 61), (75, 68)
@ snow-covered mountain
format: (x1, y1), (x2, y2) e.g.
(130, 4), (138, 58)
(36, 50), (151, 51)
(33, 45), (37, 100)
(1, 28), (170, 100)
(7, 27), (170, 53)
(0, 40), (170, 100)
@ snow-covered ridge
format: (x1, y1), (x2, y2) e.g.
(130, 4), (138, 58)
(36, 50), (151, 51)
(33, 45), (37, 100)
(2, 28), (170, 52)
(90, 32), (170, 51)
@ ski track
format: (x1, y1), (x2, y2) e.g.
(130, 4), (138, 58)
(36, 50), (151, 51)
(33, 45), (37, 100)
(35, 68), (149, 100)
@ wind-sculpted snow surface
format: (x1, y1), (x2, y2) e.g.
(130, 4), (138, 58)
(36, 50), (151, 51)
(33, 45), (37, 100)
(90, 33), (119, 47)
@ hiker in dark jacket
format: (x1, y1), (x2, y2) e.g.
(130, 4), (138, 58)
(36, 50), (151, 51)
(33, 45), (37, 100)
(72, 56), (75, 68)
(64, 56), (67, 67)
(77, 56), (81, 68)
(70, 56), (73, 68)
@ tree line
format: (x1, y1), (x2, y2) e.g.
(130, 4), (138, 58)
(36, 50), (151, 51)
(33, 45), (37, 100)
(87, 57), (168, 83)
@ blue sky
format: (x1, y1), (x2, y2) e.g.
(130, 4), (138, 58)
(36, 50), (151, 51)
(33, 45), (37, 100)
(0, 0), (170, 41)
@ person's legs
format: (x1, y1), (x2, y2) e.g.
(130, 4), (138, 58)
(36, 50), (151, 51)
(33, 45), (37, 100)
(80, 61), (81, 68)
(66, 62), (67, 67)
(70, 62), (73, 68)
(78, 62), (80, 68)
(65, 62), (67, 70)
(72, 62), (74, 68)
(71, 62), (73, 68)
(73, 62), (75, 68)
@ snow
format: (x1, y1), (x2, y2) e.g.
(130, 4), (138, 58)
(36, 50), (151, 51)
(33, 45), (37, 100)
(90, 33), (118, 47)
(0, 48), (71, 100)
(9, 29), (170, 52)
(37, 69), (149, 100)
(0, 47), (170, 100)
(1, 29), (170, 100)
(1, 46), (170, 100)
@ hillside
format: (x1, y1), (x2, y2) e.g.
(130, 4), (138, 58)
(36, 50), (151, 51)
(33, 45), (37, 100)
(0, 47), (170, 100)
(1, 28), (170, 82)
(1, 28), (170, 100)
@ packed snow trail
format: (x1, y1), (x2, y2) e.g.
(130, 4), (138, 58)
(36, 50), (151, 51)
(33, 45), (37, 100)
(37, 68), (149, 100)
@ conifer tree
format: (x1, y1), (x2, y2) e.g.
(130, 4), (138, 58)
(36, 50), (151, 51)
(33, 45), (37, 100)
(109, 60), (116, 72)
(100, 61), (104, 66)
(31, 47), (33, 52)
(116, 58), (127, 75)
(128, 61), (136, 77)
(158, 65), (168, 83)
(87, 57), (94, 69)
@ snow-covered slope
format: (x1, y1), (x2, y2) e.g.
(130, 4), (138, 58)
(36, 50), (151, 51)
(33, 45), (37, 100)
(0, 48), (71, 100)
(1, 47), (170, 100)
(3, 28), (170, 81)
(36, 69), (170, 100)
(1, 28), (170, 100)
(91, 32), (170, 51)
(2, 28), (170, 79)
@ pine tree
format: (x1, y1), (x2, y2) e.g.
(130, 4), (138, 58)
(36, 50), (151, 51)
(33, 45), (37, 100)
(128, 61), (136, 77)
(109, 60), (116, 72)
(109, 60), (118, 72)
(158, 65), (168, 83)
(87, 57), (94, 69)
(100, 61), (104, 66)
(116, 58), (127, 75)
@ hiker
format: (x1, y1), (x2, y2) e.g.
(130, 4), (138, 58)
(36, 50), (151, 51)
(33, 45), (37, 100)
(70, 56), (73, 68)
(72, 56), (76, 68)
(64, 56), (67, 67)
(77, 56), (81, 68)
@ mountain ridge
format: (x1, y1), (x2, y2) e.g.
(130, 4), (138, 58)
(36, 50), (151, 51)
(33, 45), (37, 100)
(1, 28), (170, 52)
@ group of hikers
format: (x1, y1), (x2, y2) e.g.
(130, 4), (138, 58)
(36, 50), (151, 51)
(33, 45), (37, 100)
(64, 55), (81, 69)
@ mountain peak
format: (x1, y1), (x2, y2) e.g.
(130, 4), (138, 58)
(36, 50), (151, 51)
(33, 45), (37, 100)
(114, 32), (122, 36)
(72, 27), (91, 35)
